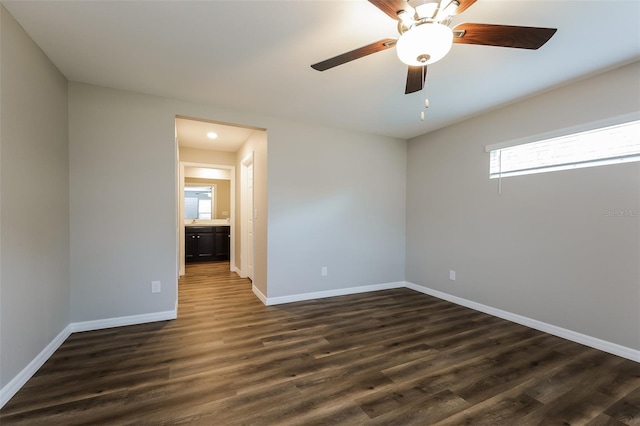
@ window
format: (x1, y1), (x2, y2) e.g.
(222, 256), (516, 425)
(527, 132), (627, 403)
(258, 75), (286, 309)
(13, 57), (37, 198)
(198, 199), (212, 219)
(488, 117), (640, 179)
(184, 185), (215, 219)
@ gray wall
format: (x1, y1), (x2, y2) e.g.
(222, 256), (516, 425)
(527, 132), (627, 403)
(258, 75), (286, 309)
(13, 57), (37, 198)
(5, 0), (634, 402)
(406, 61), (640, 350)
(0, 6), (70, 388)
(68, 82), (406, 319)
(266, 121), (407, 297)
(68, 84), (178, 321)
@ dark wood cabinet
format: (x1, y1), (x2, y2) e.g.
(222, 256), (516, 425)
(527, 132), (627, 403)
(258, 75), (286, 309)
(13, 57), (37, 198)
(185, 226), (229, 262)
(214, 226), (230, 259)
(185, 226), (214, 262)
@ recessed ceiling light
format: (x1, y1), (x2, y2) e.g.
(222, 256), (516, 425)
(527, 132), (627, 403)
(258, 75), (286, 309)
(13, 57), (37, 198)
(207, 132), (218, 139)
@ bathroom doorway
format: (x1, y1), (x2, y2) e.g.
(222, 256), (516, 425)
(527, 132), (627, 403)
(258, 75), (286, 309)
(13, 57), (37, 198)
(178, 161), (235, 276)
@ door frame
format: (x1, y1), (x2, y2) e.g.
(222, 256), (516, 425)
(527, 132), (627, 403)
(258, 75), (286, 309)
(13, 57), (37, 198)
(240, 152), (254, 279)
(178, 161), (236, 276)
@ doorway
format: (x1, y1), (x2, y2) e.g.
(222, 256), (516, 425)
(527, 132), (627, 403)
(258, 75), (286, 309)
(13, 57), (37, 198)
(175, 115), (266, 293)
(178, 162), (235, 276)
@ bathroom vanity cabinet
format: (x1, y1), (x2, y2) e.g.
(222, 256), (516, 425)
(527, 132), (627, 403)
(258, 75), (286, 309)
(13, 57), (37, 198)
(185, 226), (230, 262)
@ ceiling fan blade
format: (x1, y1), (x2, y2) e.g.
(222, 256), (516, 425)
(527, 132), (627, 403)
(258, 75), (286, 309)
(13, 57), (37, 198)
(311, 38), (396, 71)
(455, 0), (478, 14)
(405, 65), (427, 94)
(453, 23), (557, 49)
(368, 0), (409, 20)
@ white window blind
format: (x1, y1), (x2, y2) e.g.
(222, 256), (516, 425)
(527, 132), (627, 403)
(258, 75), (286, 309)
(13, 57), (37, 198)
(489, 119), (640, 179)
(198, 199), (212, 219)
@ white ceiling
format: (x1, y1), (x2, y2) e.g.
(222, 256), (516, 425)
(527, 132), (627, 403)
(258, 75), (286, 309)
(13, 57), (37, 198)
(4, 0), (639, 140)
(175, 117), (256, 152)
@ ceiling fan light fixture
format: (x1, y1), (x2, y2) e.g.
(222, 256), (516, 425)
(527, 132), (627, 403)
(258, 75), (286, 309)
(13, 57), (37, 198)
(396, 23), (453, 66)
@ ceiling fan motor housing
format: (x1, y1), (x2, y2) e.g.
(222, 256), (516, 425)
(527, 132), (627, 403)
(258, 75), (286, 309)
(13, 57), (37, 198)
(401, 0), (460, 27)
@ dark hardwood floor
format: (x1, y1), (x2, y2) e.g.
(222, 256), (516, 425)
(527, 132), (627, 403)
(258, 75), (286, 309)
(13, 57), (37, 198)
(2, 262), (639, 425)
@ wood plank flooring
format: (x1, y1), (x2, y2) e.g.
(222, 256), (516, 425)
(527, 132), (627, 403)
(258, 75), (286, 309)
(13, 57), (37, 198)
(2, 262), (639, 425)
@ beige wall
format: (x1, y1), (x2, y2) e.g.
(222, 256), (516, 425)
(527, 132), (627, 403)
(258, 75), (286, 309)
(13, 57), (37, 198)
(1, 6), (70, 390)
(179, 146), (236, 166)
(406, 61), (640, 350)
(180, 148), (235, 220)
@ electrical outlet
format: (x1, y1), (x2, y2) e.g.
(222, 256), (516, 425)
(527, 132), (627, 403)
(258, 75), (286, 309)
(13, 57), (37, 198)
(321, 267), (328, 277)
(449, 270), (456, 281)
(151, 281), (161, 293)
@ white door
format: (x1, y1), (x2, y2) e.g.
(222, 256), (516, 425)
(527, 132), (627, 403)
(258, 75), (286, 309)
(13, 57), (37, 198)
(247, 162), (254, 281)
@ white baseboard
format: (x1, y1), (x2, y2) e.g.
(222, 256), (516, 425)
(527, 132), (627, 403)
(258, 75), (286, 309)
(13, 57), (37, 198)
(69, 309), (177, 333)
(4, 281), (637, 410)
(0, 324), (72, 408)
(0, 309), (177, 409)
(404, 282), (640, 363)
(252, 285), (268, 305)
(261, 281), (406, 306)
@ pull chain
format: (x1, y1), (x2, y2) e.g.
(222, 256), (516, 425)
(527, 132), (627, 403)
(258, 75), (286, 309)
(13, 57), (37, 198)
(420, 66), (429, 121)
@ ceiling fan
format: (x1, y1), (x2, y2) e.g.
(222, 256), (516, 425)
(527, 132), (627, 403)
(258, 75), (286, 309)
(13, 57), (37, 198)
(311, 0), (557, 94)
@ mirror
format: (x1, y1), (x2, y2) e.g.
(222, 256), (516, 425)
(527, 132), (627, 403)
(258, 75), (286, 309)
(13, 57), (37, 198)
(184, 177), (231, 220)
(184, 186), (214, 219)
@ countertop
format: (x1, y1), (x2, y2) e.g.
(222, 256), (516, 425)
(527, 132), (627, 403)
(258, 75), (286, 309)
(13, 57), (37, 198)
(185, 220), (231, 227)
